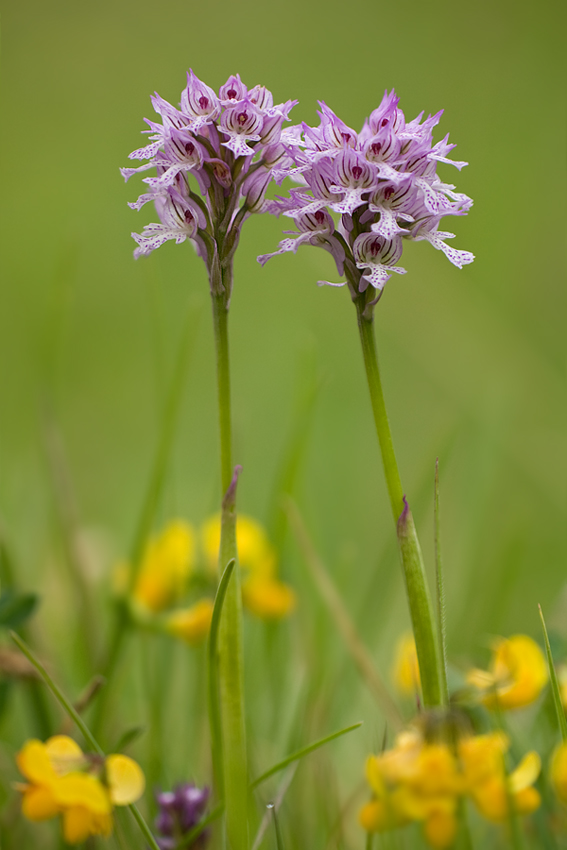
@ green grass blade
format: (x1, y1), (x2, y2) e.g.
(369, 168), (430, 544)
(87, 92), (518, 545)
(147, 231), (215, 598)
(251, 764), (297, 850)
(539, 603), (567, 741)
(10, 631), (161, 850)
(208, 558), (236, 801)
(251, 721), (362, 789)
(268, 802), (285, 850)
(434, 459), (449, 706)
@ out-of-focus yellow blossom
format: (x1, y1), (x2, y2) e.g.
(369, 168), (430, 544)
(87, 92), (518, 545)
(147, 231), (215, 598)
(392, 633), (421, 696)
(164, 598), (214, 645)
(551, 741), (567, 804)
(361, 728), (461, 849)
(133, 520), (195, 612)
(467, 634), (548, 710)
(201, 514), (276, 578)
(361, 718), (541, 847)
(242, 576), (296, 620)
(16, 736), (144, 844)
(557, 664), (567, 711)
(459, 734), (540, 821)
(201, 514), (295, 621)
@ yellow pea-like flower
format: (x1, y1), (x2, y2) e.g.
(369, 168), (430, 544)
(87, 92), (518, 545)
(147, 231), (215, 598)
(551, 741), (567, 804)
(15, 737), (145, 844)
(164, 598), (214, 645)
(392, 633), (421, 696)
(133, 520), (195, 612)
(201, 514), (276, 578)
(467, 634), (548, 710)
(242, 576), (296, 620)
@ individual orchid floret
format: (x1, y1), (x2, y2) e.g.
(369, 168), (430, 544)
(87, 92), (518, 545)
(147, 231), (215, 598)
(329, 149), (377, 215)
(258, 210), (345, 275)
(258, 88), (474, 311)
(220, 100), (263, 157)
(181, 70), (220, 131)
(353, 233), (407, 291)
(131, 187), (203, 259)
(219, 73), (248, 105)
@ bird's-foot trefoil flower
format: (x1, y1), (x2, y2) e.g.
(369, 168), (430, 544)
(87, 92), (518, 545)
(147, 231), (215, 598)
(467, 634), (548, 710)
(15, 736), (144, 844)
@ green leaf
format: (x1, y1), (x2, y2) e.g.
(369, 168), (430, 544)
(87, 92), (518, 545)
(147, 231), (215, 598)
(112, 725), (146, 753)
(208, 558), (236, 801)
(251, 721), (363, 789)
(539, 604), (567, 742)
(0, 591), (39, 628)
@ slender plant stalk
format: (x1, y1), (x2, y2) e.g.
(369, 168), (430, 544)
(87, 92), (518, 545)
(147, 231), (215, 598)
(210, 288), (249, 850)
(434, 459), (450, 705)
(10, 632), (161, 850)
(355, 299), (443, 708)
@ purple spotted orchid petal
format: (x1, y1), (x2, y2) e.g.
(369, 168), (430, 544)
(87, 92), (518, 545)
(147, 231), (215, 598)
(329, 149), (377, 214)
(414, 226), (474, 268)
(353, 233), (406, 290)
(181, 70), (221, 131)
(257, 210), (344, 273)
(428, 133), (468, 170)
(220, 100), (263, 157)
(367, 89), (404, 135)
(132, 188), (201, 258)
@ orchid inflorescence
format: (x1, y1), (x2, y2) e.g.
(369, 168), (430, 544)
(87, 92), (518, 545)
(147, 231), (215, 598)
(258, 91), (474, 307)
(122, 70), (297, 301)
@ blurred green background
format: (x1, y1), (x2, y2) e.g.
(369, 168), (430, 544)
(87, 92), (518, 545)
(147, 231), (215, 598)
(0, 0), (566, 844)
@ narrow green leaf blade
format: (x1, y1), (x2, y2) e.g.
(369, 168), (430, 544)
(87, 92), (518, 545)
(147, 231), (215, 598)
(251, 721), (363, 789)
(208, 558), (236, 801)
(539, 604), (567, 742)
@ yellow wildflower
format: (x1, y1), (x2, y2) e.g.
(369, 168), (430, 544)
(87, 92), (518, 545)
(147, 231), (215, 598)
(467, 634), (548, 709)
(242, 576), (296, 620)
(133, 520), (195, 612)
(361, 717), (541, 846)
(459, 734), (541, 821)
(201, 514), (276, 578)
(362, 729), (460, 849)
(164, 598), (214, 645)
(16, 736), (144, 844)
(392, 633), (421, 696)
(551, 741), (567, 804)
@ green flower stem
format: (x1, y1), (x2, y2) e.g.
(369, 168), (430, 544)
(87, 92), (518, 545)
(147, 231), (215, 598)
(211, 287), (249, 850)
(10, 631), (161, 850)
(355, 299), (443, 708)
